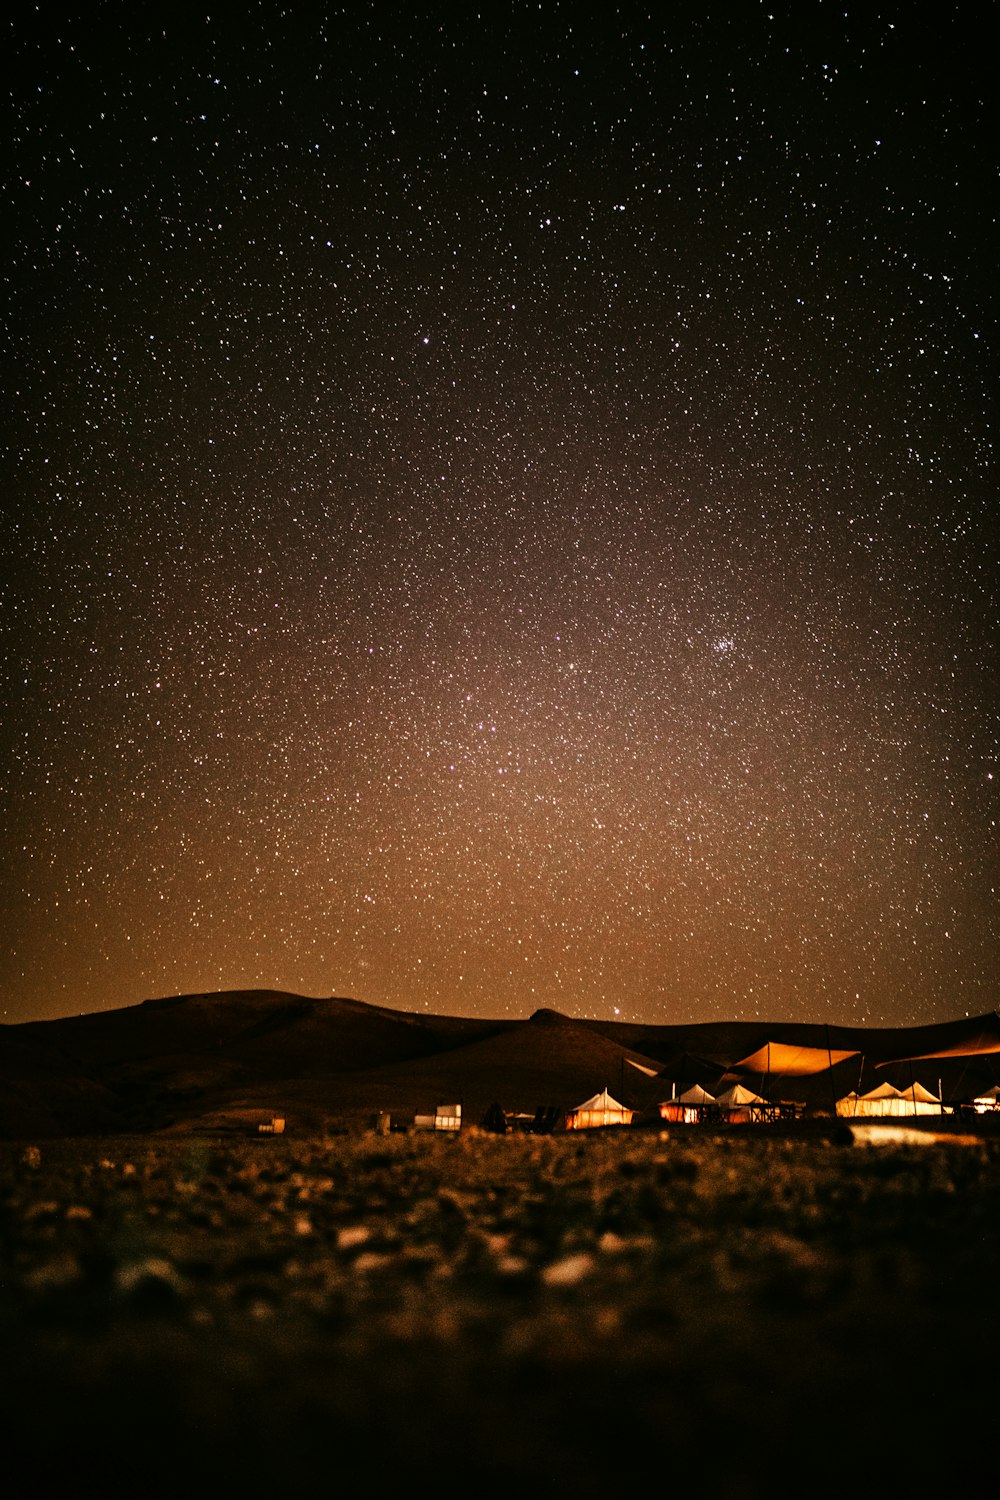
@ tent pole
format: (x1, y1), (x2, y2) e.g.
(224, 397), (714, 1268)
(826, 1024), (836, 1114)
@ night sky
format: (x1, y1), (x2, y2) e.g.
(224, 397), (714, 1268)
(4, 4), (995, 1028)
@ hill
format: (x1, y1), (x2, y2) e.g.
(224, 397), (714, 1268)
(1, 990), (998, 1136)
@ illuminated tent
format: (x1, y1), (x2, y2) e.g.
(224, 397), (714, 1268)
(716, 1083), (766, 1108)
(898, 1081), (943, 1111)
(836, 1082), (942, 1118)
(678, 1083), (717, 1107)
(837, 1084), (896, 1117)
(565, 1089), (634, 1130)
(715, 1083), (767, 1122)
(972, 1085), (1000, 1112)
(733, 1040), (859, 1077)
(658, 1083), (716, 1123)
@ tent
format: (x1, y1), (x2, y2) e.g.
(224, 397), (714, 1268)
(898, 1081), (943, 1112)
(565, 1088), (634, 1130)
(836, 1083), (902, 1118)
(972, 1085), (1000, 1112)
(715, 1083), (766, 1108)
(715, 1082), (768, 1123)
(836, 1082), (941, 1118)
(678, 1083), (717, 1107)
(658, 1083), (715, 1123)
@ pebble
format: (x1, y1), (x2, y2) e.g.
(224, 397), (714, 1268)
(542, 1252), (595, 1286)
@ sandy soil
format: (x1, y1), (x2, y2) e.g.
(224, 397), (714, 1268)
(2, 1127), (997, 1496)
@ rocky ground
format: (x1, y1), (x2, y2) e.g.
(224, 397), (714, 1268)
(2, 1126), (998, 1496)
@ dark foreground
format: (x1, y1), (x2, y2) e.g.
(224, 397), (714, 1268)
(2, 1127), (998, 1496)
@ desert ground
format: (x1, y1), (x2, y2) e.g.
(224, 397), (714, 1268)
(2, 1123), (998, 1497)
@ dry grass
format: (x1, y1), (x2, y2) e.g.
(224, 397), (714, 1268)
(2, 1128), (998, 1496)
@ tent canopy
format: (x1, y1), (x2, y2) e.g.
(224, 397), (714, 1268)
(733, 1040), (859, 1077)
(625, 1057), (659, 1078)
(656, 1052), (728, 1089)
(878, 1012), (1000, 1064)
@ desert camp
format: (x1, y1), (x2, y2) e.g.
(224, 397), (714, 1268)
(4, 993), (1000, 1137)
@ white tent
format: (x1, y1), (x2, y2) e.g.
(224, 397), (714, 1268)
(715, 1083), (766, 1109)
(837, 1083), (899, 1117)
(565, 1088), (634, 1130)
(714, 1082), (768, 1123)
(658, 1083), (716, 1123)
(898, 1081), (942, 1110)
(836, 1082), (941, 1118)
(678, 1083), (717, 1106)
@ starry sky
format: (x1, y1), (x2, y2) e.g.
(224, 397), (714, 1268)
(4, 3), (995, 1028)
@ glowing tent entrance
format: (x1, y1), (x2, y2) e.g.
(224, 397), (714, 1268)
(565, 1089), (634, 1130)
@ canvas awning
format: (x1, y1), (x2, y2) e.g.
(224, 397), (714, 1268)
(879, 1013), (1000, 1064)
(733, 1040), (859, 1076)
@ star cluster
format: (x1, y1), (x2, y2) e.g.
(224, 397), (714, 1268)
(4, 4), (995, 1025)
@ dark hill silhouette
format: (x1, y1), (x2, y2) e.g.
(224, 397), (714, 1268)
(0, 990), (506, 1134)
(0, 1026), (129, 1137)
(159, 1005), (667, 1135)
(223, 1005), (667, 1130)
(12, 990), (504, 1072)
(2, 990), (998, 1136)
